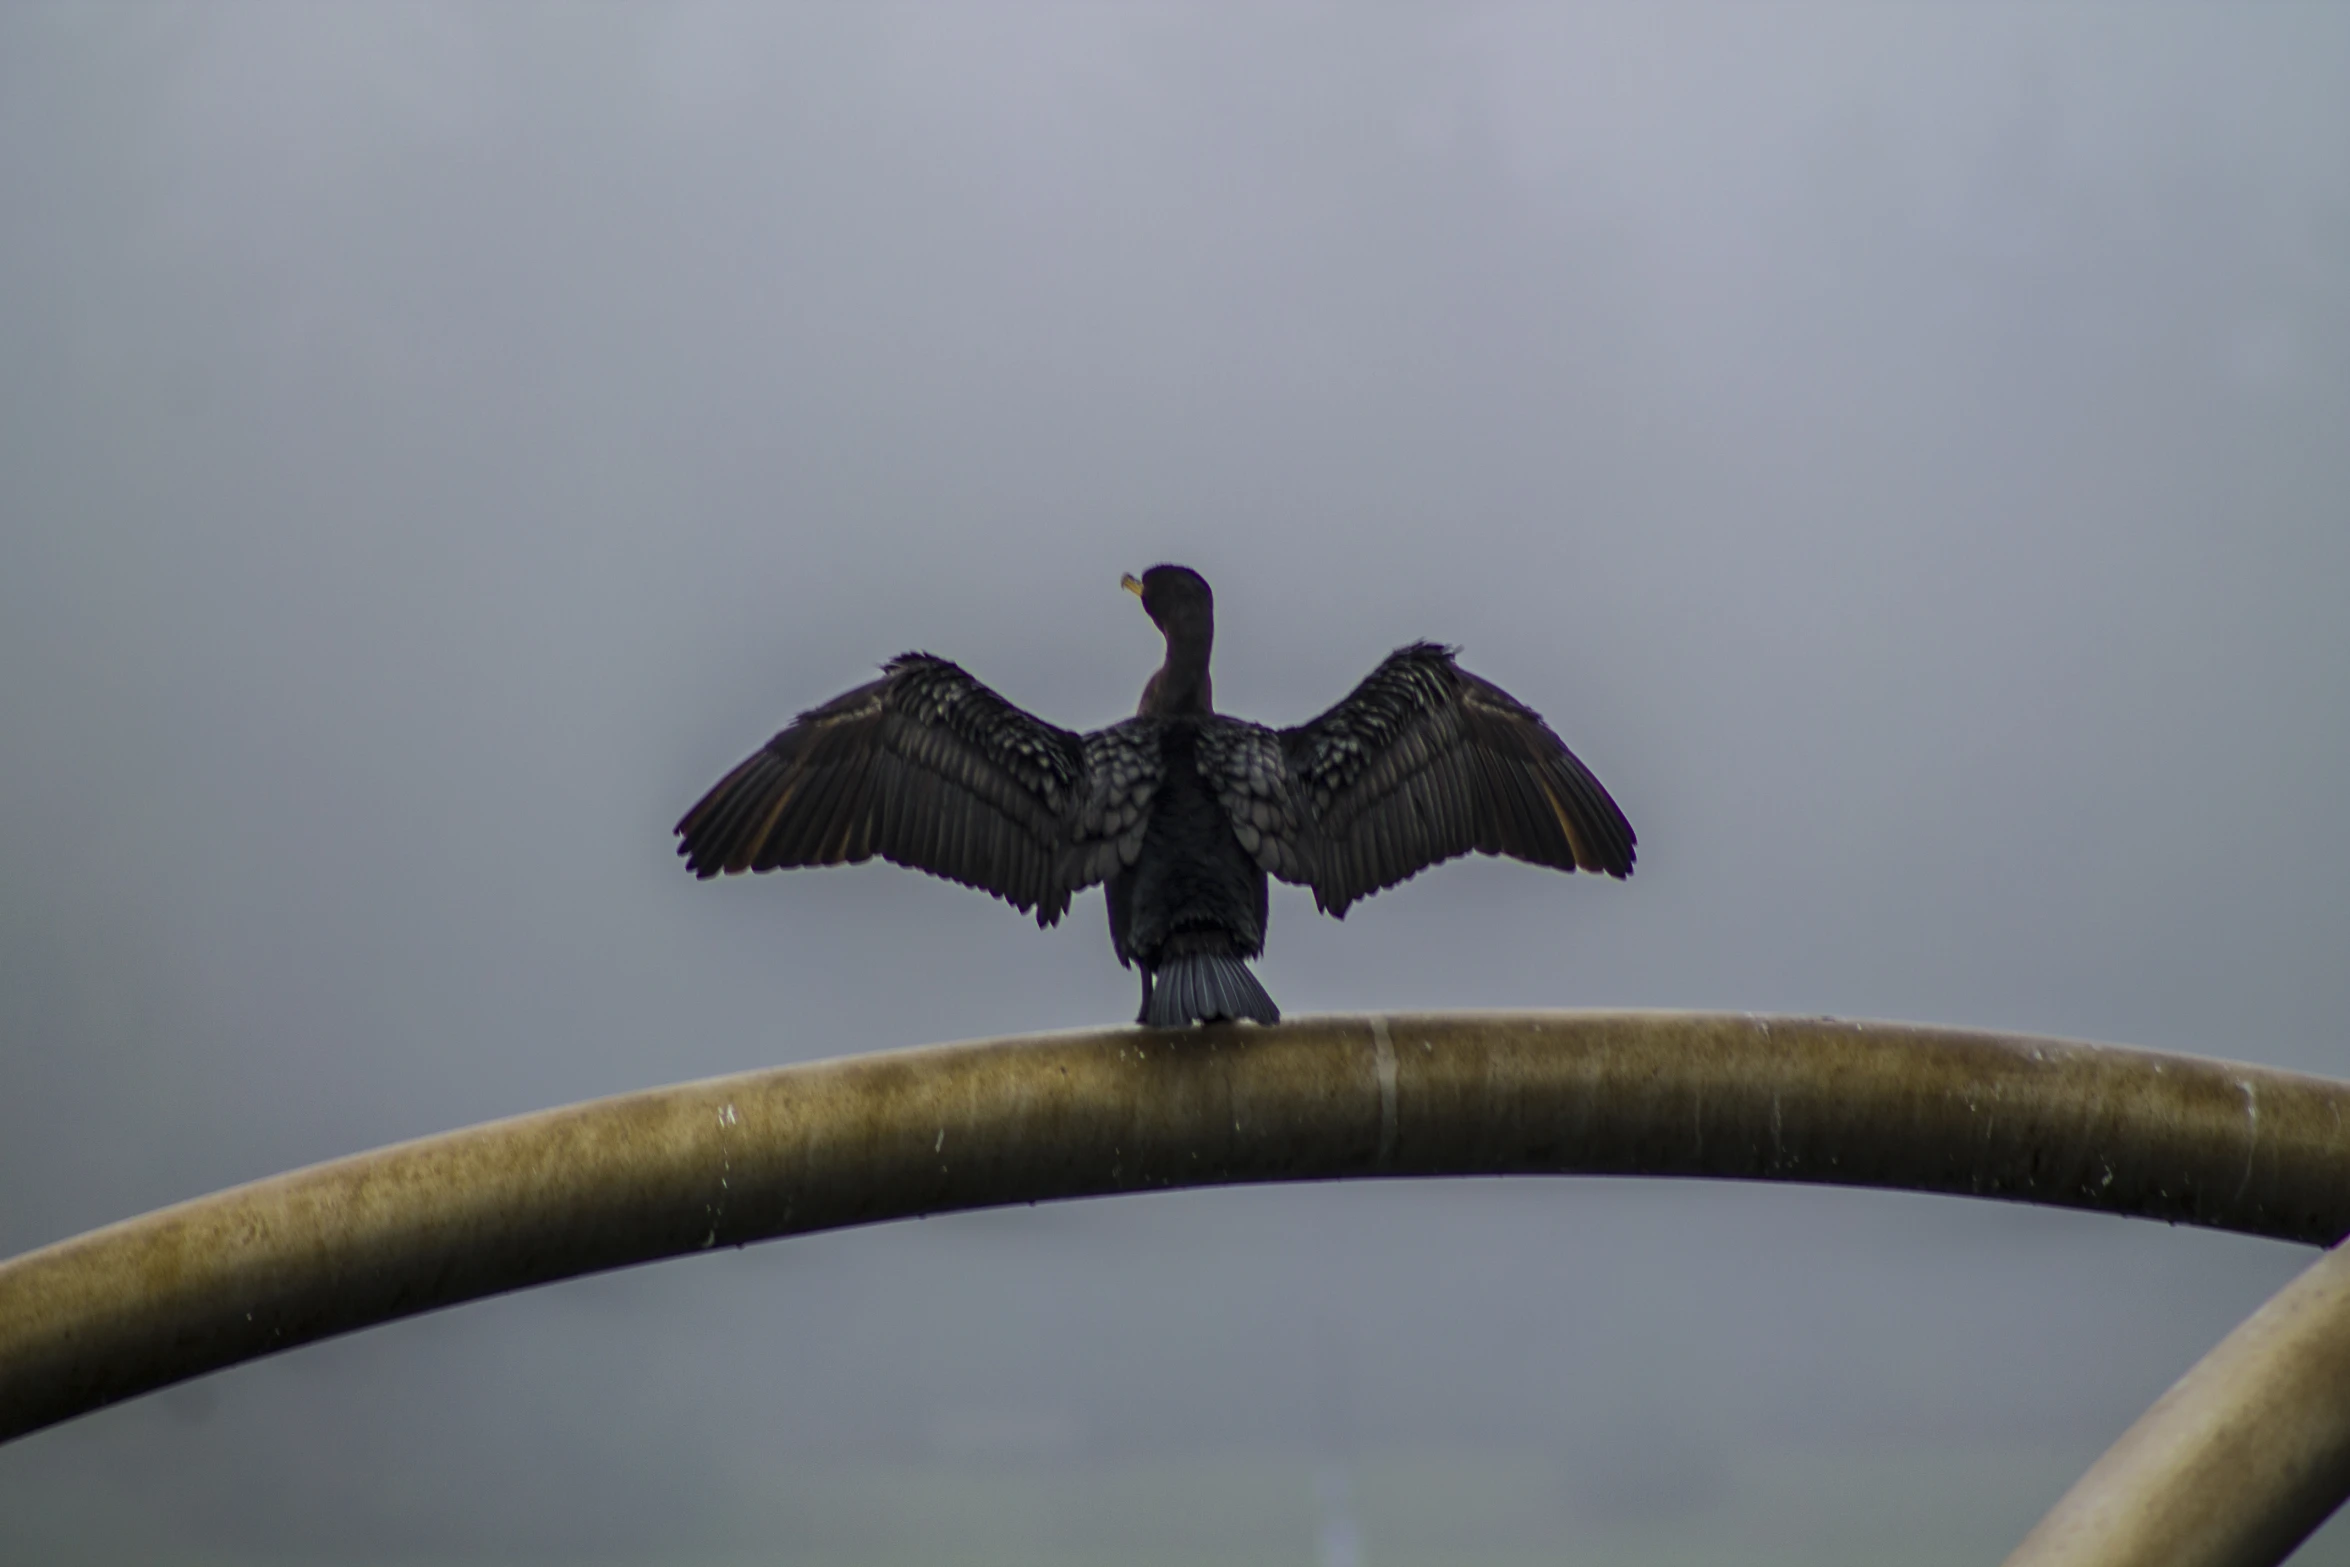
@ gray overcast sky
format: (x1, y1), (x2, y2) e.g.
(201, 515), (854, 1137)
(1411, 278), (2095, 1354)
(4, 4), (2348, 1562)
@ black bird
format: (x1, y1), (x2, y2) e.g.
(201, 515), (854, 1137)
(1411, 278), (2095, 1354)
(675, 565), (1635, 1027)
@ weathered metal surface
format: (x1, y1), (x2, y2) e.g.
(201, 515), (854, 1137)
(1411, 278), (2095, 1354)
(3, 1012), (2347, 1498)
(2006, 1234), (2350, 1567)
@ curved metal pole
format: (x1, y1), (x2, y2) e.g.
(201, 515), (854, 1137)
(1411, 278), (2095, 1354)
(5, 1010), (2350, 1565)
(2006, 1235), (2350, 1567)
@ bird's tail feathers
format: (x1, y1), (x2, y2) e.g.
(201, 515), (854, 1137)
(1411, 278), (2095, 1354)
(1144, 953), (1280, 1028)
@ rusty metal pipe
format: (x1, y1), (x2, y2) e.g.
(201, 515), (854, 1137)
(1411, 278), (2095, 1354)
(5, 1010), (2350, 1563)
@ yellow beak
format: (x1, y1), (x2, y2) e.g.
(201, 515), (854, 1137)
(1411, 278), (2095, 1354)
(1121, 573), (1145, 598)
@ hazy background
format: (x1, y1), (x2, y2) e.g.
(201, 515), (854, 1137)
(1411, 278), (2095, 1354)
(3, 4), (2347, 1563)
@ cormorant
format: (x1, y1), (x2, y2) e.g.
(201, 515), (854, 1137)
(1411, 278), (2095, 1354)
(675, 565), (1635, 1027)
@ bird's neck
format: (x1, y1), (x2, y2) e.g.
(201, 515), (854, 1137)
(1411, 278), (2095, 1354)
(1141, 635), (1214, 716)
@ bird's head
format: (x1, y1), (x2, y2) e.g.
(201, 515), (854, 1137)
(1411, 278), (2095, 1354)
(1121, 564), (1214, 649)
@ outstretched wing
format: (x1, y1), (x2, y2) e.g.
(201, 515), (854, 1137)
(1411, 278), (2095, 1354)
(1270, 642), (1635, 917)
(675, 654), (1137, 926)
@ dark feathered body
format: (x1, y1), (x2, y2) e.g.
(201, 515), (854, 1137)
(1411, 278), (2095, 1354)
(1107, 721), (1276, 1024)
(676, 564), (1635, 1027)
